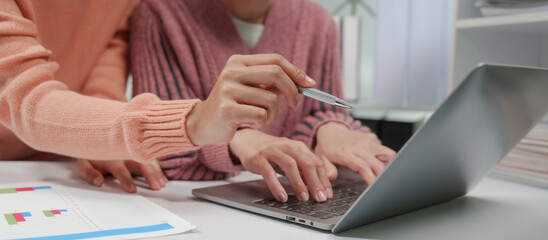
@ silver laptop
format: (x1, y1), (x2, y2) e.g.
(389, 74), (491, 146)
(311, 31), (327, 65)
(192, 64), (548, 233)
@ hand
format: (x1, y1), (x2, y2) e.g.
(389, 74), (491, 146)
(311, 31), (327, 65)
(186, 54), (316, 146)
(76, 158), (168, 193)
(314, 122), (397, 185)
(229, 129), (332, 203)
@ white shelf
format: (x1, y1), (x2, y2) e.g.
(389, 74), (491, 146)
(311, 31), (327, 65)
(456, 11), (548, 33)
(450, 0), (548, 88)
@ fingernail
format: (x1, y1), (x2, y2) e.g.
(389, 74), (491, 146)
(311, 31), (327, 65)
(300, 192), (309, 202)
(295, 95), (300, 107)
(240, 122), (257, 129)
(316, 191), (327, 202)
(305, 76), (316, 85)
(325, 187), (333, 198)
(151, 181), (160, 190)
(127, 184), (136, 192)
(92, 177), (101, 186)
(278, 192), (287, 202)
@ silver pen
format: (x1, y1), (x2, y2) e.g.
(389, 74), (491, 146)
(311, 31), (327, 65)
(298, 87), (354, 109)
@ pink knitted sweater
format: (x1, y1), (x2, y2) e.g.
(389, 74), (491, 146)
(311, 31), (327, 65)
(131, 0), (368, 180)
(0, 0), (201, 162)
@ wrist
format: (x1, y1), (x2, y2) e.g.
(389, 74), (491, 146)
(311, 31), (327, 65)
(186, 101), (205, 146)
(229, 128), (260, 160)
(228, 146), (241, 165)
(316, 122), (349, 146)
(229, 128), (254, 151)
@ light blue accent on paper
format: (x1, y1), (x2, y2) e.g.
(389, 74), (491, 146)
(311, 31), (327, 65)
(15, 223), (174, 240)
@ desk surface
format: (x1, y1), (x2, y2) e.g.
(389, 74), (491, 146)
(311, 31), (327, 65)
(1, 160), (547, 240)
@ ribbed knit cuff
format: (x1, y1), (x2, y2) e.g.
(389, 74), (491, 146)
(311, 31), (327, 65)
(124, 93), (201, 163)
(292, 111), (370, 150)
(200, 144), (244, 173)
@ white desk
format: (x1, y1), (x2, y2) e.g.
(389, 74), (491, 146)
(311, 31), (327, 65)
(1, 160), (547, 240)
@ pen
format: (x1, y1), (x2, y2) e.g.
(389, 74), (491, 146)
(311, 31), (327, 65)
(297, 87), (354, 109)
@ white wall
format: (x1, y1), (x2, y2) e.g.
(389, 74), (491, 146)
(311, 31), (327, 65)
(375, 0), (453, 107)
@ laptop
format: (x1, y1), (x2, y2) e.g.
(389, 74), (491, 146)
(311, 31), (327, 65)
(192, 64), (548, 233)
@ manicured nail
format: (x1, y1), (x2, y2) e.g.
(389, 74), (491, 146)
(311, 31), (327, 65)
(278, 192), (287, 202)
(300, 192), (309, 202)
(92, 177), (102, 186)
(325, 187), (333, 198)
(151, 181), (160, 190)
(240, 122), (257, 129)
(306, 76), (316, 85)
(378, 156), (388, 162)
(316, 191), (327, 202)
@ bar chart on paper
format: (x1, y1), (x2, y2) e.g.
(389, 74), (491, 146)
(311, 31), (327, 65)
(4, 212), (32, 225)
(0, 182), (195, 239)
(0, 184), (104, 239)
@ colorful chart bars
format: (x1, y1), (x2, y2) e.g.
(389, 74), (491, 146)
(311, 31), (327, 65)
(0, 186), (51, 194)
(43, 209), (68, 217)
(4, 212), (31, 225)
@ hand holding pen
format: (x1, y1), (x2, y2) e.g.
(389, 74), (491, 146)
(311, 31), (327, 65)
(187, 54), (352, 147)
(186, 53), (316, 147)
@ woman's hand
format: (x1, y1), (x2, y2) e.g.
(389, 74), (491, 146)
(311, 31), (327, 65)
(314, 122), (397, 185)
(76, 159), (167, 193)
(186, 54), (316, 146)
(229, 129), (332, 203)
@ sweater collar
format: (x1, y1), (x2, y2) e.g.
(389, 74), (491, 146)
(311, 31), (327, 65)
(184, 0), (302, 55)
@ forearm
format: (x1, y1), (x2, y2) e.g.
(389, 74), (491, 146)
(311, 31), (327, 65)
(1, 74), (200, 162)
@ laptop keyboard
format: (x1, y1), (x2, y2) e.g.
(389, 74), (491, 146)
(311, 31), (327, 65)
(253, 181), (366, 220)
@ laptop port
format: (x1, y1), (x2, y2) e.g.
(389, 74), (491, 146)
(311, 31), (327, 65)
(286, 216), (295, 222)
(298, 219), (306, 223)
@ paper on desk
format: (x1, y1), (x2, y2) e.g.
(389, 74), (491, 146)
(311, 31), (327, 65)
(0, 181), (195, 240)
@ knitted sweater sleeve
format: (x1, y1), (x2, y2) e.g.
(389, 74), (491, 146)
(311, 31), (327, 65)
(291, 17), (369, 149)
(0, 1), (200, 163)
(130, 1), (243, 180)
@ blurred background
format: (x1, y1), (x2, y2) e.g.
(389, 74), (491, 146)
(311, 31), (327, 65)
(312, 0), (453, 107)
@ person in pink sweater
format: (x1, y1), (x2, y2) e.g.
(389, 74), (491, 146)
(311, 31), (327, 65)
(0, 1), (315, 192)
(128, 0), (396, 203)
